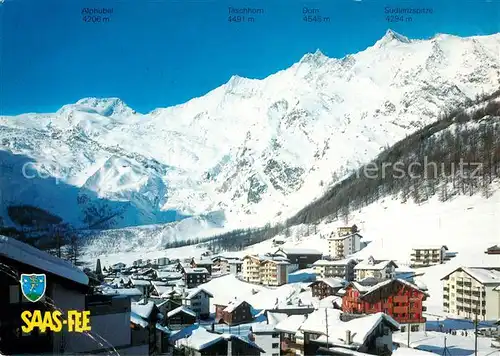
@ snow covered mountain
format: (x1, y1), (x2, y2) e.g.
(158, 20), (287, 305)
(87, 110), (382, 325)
(1, 30), (500, 231)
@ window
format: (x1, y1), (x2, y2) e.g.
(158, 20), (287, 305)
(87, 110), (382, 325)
(272, 333), (279, 338)
(9, 285), (19, 303)
(411, 325), (419, 332)
(272, 343), (279, 348)
(400, 326), (406, 332)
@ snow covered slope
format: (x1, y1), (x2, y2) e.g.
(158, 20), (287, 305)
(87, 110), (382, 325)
(1, 31), (500, 230)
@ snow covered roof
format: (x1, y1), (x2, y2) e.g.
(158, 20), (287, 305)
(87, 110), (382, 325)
(313, 258), (356, 266)
(160, 288), (183, 299)
(310, 278), (346, 289)
(275, 314), (307, 333)
(176, 327), (263, 352)
(152, 284), (175, 296)
(131, 279), (151, 286)
(354, 259), (397, 270)
(392, 348), (436, 356)
(157, 271), (182, 279)
(183, 267), (209, 274)
(277, 247), (322, 255)
(167, 305), (197, 318)
(228, 259), (243, 264)
(441, 267), (500, 284)
(266, 311), (289, 326)
(252, 323), (276, 333)
(130, 311), (148, 328)
(176, 327), (222, 350)
(193, 258), (214, 265)
(185, 287), (214, 299)
(0, 235), (89, 286)
(102, 287), (143, 297)
(350, 278), (429, 298)
(243, 254), (290, 264)
(329, 233), (362, 241)
(156, 323), (171, 334)
(223, 299), (247, 313)
(131, 301), (156, 319)
(303, 310), (399, 346)
(310, 294), (342, 308)
(412, 245), (448, 250)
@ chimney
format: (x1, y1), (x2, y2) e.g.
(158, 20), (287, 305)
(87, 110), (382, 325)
(345, 330), (351, 345)
(211, 323), (215, 332)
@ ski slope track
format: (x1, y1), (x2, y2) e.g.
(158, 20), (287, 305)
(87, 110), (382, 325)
(1, 30), (500, 242)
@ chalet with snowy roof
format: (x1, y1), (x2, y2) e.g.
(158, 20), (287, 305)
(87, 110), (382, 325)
(215, 299), (253, 325)
(250, 323), (281, 356)
(441, 266), (500, 321)
(275, 314), (307, 355)
(354, 256), (398, 281)
(274, 247), (323, 269)
(156, 270), (183, 281)
(137, 267), (158, 278)
(211, 256), (229, 274)
(410, 245), (448, 267)
(328, 233), (363, 260)
(151, 297), (182, 317)
(342, 278), (428, 332)
(183, 267), (210, 288)
(131, 278), (152, 296)
(182, 287), (213, 319)
(242, 254), (289, 286)
(130, 300), (164, 354)
(309, 278), (347, 300)
(191, 257), (214, 275)
(102, 287), (143, 302)
(299, 308), (399, 356)
(166, 306), (197, 328)
(173, 325), (265, 355)
(313, 258), (358, 281)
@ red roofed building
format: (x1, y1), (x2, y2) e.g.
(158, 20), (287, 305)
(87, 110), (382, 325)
(342, 278), (428, 332)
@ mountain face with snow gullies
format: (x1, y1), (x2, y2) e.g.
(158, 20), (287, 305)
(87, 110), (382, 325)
(1, 30), (500, 231)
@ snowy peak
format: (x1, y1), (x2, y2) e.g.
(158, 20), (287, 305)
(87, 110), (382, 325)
(375, 29), (412, 47)
(299, 49), (330, 66)
(59, 97), (136, 117)
(1, 31), (500, 231)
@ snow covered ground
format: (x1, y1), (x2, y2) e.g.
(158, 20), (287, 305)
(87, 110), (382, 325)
(393, 331), (499, 356)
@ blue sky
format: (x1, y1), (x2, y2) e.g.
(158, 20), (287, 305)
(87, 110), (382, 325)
(1, 0), (499, 115)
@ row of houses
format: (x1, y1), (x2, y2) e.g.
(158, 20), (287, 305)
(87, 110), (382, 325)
(313, 255), (398, 282)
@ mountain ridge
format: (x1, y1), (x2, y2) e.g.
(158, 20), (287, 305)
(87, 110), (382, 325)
(1, 30), (500, 234)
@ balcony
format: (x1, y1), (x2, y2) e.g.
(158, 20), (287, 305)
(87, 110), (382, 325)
(394, 306), (407, 314)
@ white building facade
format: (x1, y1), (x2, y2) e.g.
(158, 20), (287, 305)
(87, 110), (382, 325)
(328, 233), (362, 259)
(411, 245), (448, 267)
(441, 267), (500, 321)
(354, 256), (398, 281)
(251, 324), (281, 356)
(182, 288), (213, 319)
